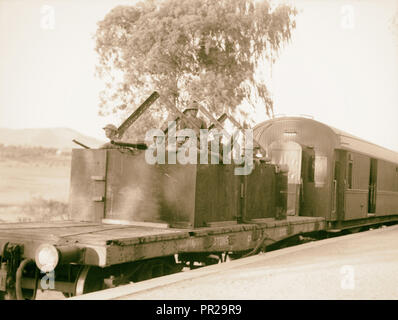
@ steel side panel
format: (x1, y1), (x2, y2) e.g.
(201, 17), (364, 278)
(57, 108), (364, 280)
(245, 165), (276, 220)
(69, 149), (107, 222)
(105, 151), (163, 222)
(194, 164), (239, 227)
(105, 150), (197, 227)
(160, 162), (197, 227)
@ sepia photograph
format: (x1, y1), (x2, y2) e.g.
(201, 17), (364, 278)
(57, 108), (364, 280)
(0, 0), (397, 305)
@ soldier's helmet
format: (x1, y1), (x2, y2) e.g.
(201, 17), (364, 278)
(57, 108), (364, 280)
(103, 124), (117, 131)
(185, 100), (199, 111)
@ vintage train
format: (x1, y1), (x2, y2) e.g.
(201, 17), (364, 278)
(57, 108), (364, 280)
(0, 111), (397, 300)
(254, 116), (398, 230)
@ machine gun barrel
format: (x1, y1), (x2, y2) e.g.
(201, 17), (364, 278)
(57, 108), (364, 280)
(224, 113), (267, 154)
(117, 91), (160, 138)
(72, 139), (90, 149)
(208, 113), (228, 130)
(197, 106), (229, 134)
(111, 140), (148, 150)
(197, 104), (268, 155)
(165, 103), (201, 130)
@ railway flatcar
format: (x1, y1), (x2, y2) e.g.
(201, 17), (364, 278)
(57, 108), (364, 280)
(253, 116), (398, 230)
(0, 140), (301, 300)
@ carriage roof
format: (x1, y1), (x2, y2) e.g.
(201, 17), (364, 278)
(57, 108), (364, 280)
(253, 117), (398, 165)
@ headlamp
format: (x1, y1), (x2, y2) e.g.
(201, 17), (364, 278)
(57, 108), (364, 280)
(35, 244), (59, 273)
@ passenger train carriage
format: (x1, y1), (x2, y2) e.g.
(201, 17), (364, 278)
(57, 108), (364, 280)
(254, 116), (398, 229)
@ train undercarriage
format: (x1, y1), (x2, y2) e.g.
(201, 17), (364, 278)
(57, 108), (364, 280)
(0, 215), (396, 300)
(0, 216), (326, 299)
(0, 251), (255, 300)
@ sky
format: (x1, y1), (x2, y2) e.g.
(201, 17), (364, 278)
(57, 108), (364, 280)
(271, 0), (398, 152)
(0, 0), (397, 151)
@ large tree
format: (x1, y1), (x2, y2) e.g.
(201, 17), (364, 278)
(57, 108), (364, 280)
(95, 0), (297, 136)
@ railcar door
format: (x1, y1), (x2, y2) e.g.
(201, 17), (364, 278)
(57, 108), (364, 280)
(269, 141), (302, 216)
(299, 147), (316, 216)
(368, 158), (377, 213)
(333, 150), (346, 222)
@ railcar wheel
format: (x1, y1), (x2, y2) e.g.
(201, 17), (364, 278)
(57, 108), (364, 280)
(21, 267), (39, 300)
(16, 259), (38, 300)
(132, 257), (182, 282)
(225, 250), (252, 260)
(21, 287), (37, 300)
(0, 289), (16, 300)
(74, 266), (105, 296)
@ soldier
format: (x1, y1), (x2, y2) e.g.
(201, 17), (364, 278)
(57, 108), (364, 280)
(175, 101), (208, 150)
(100, 124), (119, 149)
(180, 101), (207, 132)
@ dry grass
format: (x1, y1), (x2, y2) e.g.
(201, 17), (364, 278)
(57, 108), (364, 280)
(0, 149), (71, 222)
(0, 162), (70, 205)
(0, 198), (70, 223)
(21, 197), (70, 221)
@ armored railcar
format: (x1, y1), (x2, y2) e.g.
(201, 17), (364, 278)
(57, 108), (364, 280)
(0, 145), (308, 299)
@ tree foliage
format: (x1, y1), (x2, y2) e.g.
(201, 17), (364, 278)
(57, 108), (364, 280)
(95, 0), (297, 133)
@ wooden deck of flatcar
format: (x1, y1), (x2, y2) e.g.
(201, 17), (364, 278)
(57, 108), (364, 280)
(0, 216), (325, 268)
(72, 224), (398, 300)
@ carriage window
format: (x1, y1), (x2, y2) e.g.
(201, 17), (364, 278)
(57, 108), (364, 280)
(347, 161), (353, 189)
(314, 156), (327, 187)
(308, 155), (315, 182)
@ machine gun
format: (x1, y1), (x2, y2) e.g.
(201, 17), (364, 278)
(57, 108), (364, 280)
(195, 105), (268, 157)
(111, 140), (148, 150)
(208, 113), (228, 130)
(197, 106), (229, 133)
(163, 108), (205, 134)
(224, 112), (268, 157)
(162, 103), (202, 134)
(72, 139), (91, 149)
(116, 91), (160, 138)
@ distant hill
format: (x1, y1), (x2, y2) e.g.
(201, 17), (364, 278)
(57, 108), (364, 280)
(0, 128), (104, 150)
